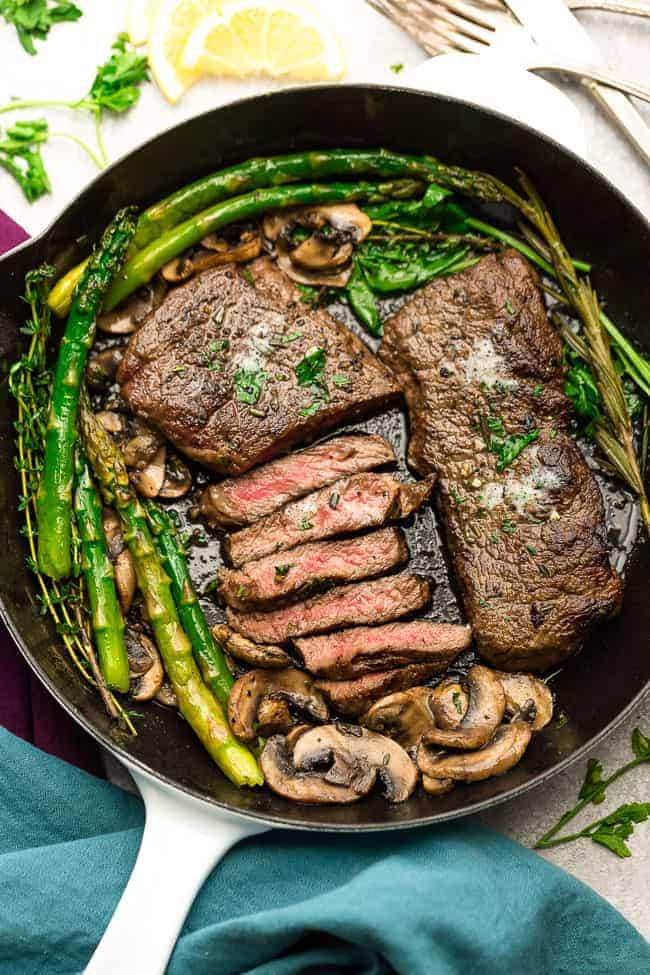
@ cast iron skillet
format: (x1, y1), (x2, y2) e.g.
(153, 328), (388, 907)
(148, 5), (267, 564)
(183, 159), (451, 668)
(0, 86), (648, 831)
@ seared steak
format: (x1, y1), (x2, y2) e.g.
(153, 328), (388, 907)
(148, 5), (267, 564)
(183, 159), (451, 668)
(225, 472), (434, 567)
(295, 620), (472, 678)
(380, 250), (622, 671)
(218, 527), (408, 610)
(200, 433), (395, 528)
(315, 664), (449, 718)
(226, 572), (431, 643)
(119, 259), (399, 474)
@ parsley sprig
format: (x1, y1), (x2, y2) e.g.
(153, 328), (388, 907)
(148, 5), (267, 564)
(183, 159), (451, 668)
(535, 728), (650, 858)
(0, 33), (149, 174)
(0, 0), (81, 56)
(0, 118), (50, 201)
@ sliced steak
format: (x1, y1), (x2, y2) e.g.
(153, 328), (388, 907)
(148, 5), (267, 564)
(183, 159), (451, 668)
(200, 433), (395, 528)
(219, 527), (408, 611)
(295, 620), (472, 678)
(225, 472), (434, 567)
(118, 258), (399, 475)
(226, 572), (431, 643)
(380, 250), (622, 671)
(315, 664), (448, 718)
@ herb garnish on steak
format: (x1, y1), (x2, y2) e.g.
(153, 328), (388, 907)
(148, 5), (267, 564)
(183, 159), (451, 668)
(380, 250), (622, 671)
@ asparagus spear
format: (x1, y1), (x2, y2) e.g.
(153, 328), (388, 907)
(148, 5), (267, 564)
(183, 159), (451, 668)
(79, 399), (262, 787)
(48, 148), (504, 316)
(103, 179), (425, 311)
(146, 502), (233, 709)
(74, 452), (130, 692)
(36, 208), (137, 579)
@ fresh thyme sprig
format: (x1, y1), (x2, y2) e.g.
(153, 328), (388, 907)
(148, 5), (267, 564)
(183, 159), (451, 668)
(8, 267), (135, 733)
(535, 728), (650, 857)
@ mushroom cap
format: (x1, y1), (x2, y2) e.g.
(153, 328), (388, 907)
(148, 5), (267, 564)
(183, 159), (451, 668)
(161, 228), (262, 282)
(260, 735), (365, 804)
(86, 347), (124, 389)
(422, 665), (506, 750)
(494, 671), (554, 731)
(418, 720), (533, 783)
(361, 686), (437, 750)
(126, 630), (164, 702)
(430, 680), (469, 730)
(130, 446), (167, 499)
(227, 667), (328, 742)
(293, 724), (418, 803)
(159, 454), (192, 499)
(422, 775), (455, 796)
(212, 624), (291, 669)
(102, 507), (136, 614)
(97, 281), (164, 334)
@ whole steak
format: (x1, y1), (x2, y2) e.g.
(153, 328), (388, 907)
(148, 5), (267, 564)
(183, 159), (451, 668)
(380, 250), (622, 672)
(118, 258), (399, 474)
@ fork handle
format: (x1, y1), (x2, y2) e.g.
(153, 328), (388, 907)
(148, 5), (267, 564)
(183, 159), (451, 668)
(568, 1), (650, 16)
(584, 82), (650, 164)
(524, 58), (650, 105)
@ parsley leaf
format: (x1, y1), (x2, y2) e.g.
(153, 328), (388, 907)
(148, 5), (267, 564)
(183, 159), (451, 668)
(482, 415), (540, 472)
(390, 62), (404, 74)
(234, 365), (267, 405)
(0, 117), (50, 201)
(295, 347), (326, 387)
(591, 804), (650, 859)
(1, 0), (81, 56)
(564, 347), (601, 437)
(579, 758), (607, 804)
(84, 33), (149, 115)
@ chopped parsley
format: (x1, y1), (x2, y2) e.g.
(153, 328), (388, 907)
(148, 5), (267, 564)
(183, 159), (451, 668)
(527, 544), (538, 556)
(533, 382), (543, 397)
(172, 364), (186, 375)
(539, 564), (551, 577)
(298, 517), (313, 531)
(332, 373), (350, 388)
(298, 399), (323, 418)
(501, 519), (517, 535)
(549, 427), (558, 440)
(274, 563), (293, 579)
(242, 268), (255, 286)
(234, 365), (267, 404)
(297, 283), (320, 306)
(296, 346), (326, 387)
(209, 339), (229, 354)
(504, 298), (515, 315)
(489, 532), (499, 544)
(450, 487), (465, 505)
(452, 690), (465, 714)
(390, 62), (404, 74)
(483, 414), (540, 472)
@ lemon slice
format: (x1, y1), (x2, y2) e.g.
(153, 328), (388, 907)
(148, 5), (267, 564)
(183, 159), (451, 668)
(182, 0), (345, 82)
(126, 0), (161, 45)
(149, 0), (220, 103)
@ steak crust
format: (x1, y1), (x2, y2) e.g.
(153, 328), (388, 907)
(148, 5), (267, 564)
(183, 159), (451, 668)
(118, 259), (399, 474)
(380, 250), (622, 671)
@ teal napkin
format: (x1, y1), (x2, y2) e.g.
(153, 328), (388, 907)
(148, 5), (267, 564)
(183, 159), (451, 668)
(1, 727), (648, 974)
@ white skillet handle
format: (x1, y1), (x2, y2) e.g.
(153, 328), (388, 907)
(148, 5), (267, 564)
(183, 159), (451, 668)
(85, 770), (268, 975)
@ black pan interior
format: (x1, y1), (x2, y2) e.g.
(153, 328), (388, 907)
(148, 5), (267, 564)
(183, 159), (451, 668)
(0, 86), (648, 830)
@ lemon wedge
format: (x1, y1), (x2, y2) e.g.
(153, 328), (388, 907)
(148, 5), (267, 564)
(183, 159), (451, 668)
(126, 0), (161, 46)
(181, 0), (345, 82)
(149, 0), (221, 103)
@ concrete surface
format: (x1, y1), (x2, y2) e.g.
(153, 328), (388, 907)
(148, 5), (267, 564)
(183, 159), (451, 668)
(1, 0), (647, 941)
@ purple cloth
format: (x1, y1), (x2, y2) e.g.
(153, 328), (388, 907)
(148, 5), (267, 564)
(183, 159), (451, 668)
(0, 209), (103, 776)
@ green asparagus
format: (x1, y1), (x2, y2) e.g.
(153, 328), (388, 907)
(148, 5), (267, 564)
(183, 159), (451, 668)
(74, 451), (129, 692)
(146, 502), (233, 709)
(79, 400), (262, 787)
(36, 207), (137, 579)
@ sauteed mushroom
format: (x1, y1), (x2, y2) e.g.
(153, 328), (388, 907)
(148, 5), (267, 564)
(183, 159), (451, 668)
(418, 720), (533, 784)
(227, 667), (328, 742)
(155, 682), (178, 708)
(126, 630), (164, 702)
(430, 680), (469, 730)
(86, 347), (124, 389)
(95, 410), (126, 437)
(362, 686), (437, 750)
(130, 446), (167, 499)
(211, 624), (291, 669)
(159, 454), (192, 500)
(495, 672), (554, 731)
(102, 507), (136, 614)
(422, 666), (506, 751)
(261, 724), (417, 804)
(161, 227), (262, 283)
(263, 204), (371, 286)
(97, 280), (166, 335)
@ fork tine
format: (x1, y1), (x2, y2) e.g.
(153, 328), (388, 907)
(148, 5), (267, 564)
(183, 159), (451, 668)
(427, 2), (496, 44)
(365, 0), (450, 56)
(406, 0), (491, 53)
(428, 0), (505, 30)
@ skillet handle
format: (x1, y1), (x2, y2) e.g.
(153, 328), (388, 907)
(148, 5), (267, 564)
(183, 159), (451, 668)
(85, 770), (268, 975)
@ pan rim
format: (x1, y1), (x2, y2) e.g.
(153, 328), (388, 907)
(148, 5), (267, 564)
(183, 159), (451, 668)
(1, 83), (648, 830)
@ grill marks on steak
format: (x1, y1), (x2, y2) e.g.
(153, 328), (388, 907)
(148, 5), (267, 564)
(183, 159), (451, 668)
(295, 620), (472, 678)
(315, 664), (450, 718)
(225, 472), (434, 567)
(218, 527), (408, 611)
(118, 259), (399, 474)
(200, 433), (395, 528)
(379, 250), (622, 671)
(226, 572), (431, 643)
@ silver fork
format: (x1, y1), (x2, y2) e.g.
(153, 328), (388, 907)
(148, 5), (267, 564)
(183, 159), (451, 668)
(368, 0), (650, 102)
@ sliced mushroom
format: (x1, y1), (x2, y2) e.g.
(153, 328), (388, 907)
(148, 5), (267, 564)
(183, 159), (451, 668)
(422, 666), (506, 751)
(256, 697), (296, 737)
(212, 624), (291, 669)
(161, 228), (262, 283)
(95, 410), (127, 437)
(264, 203), (371, 286)
(97, 280), (166, 335)
(417, 720), (533, 783)
(362, 686), (437, 750)
(130, 446), (167, 499)
(155, 682), (178, 708)
(123, 426), (164, 468)
(159, 454), (192, 499)
(102, 507), (136, 614)
(422, 776), (455, 796)
(260, 735), (364, 804)
(292, 724), (418, 803)
(86, 347), (124, 389)
(494, 671), (554, 731)
(126, 630), (164, 702)
(430, 680), (469, 730)
(227, 667), (328, 742)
